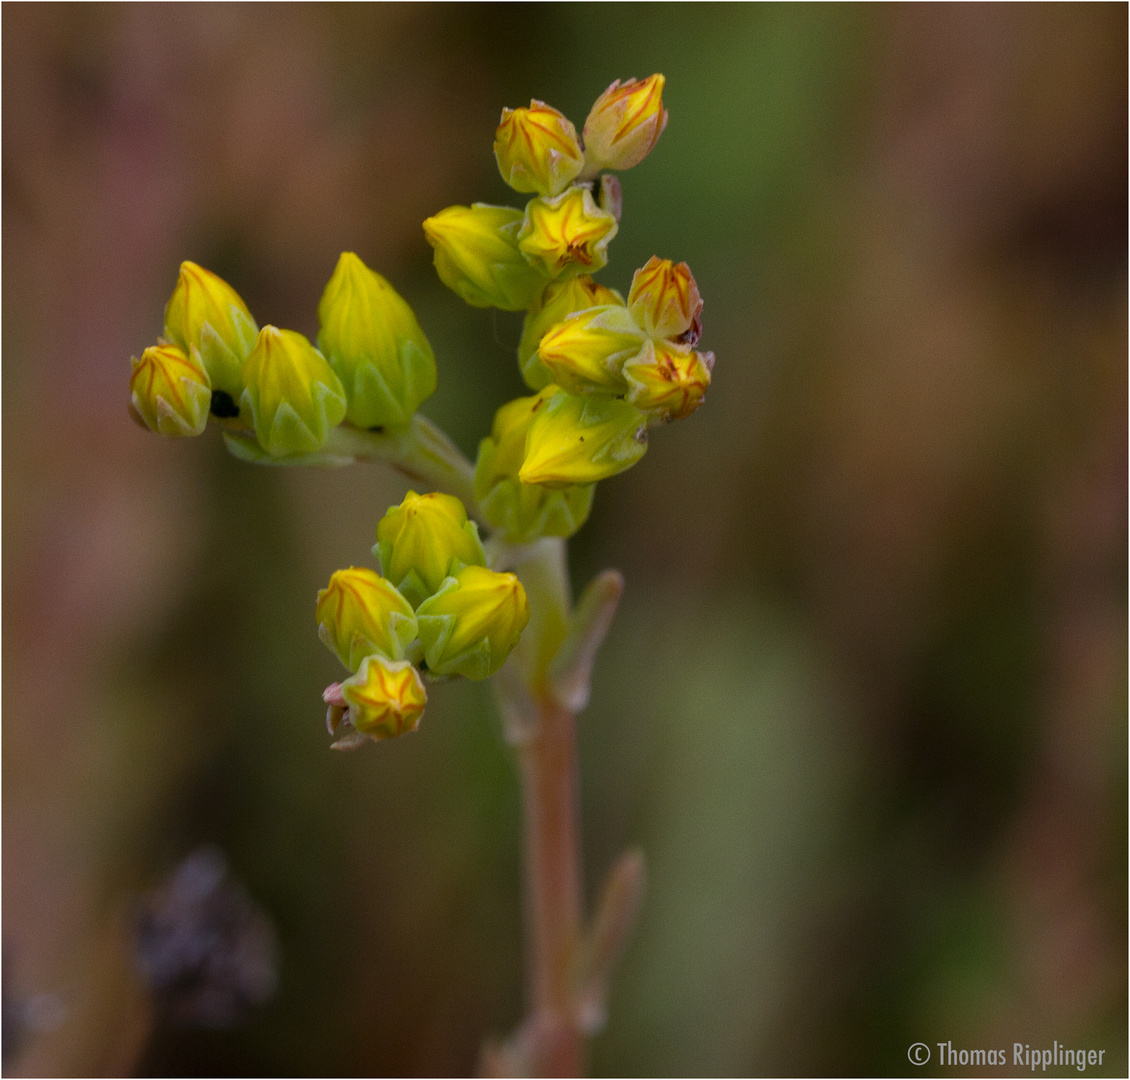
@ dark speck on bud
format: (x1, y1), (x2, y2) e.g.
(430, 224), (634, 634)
(674, 313), (703, 348)
(209, 390), (240, 418)
(368, 425), (385, 433)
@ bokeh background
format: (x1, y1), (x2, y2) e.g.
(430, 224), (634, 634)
(3, 4), (1126, 1076)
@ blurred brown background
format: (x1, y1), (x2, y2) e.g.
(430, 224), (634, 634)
(3, 4), (1125, 1076)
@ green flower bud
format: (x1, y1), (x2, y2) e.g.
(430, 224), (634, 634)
(475, 389), (595, 543)
(517, 187), (618, 279)
(423, 204), (549, 311)
(494, 100), (585, 197)
(129, 342), (211, 438)
(163, 261), (258, 398)
(316, 252), (437, 429)
(518, 276), (624, 390)
(582, 75), (668, 173)
(415, 565), (530, 681)
(316, 566), (417, 671)
(536, 304), (645, 396)
(239, 326), (347, 457)
(373, 491), (486, 609)
(519, 390), (648, 489)
(340, 654), (428, 739)
(623, 339), (714, 422)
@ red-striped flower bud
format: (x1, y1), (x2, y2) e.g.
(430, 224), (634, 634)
(582, 75), (668, 173)
(494, 101), (585, 197)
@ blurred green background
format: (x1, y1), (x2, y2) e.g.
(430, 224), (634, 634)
(3, 4), (1125, 1076)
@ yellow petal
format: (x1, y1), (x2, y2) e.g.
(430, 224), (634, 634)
(163, 261), (258, 397)
(423, 204), (549, 310)
(341, 655), (427, 739)
(317, 252), (436, 428)
(519, 390), (648, 488)
(517, 188), (618, 279)
(129, 342), (211, 438)
(374, 491), (486, 608)
(582, 74), (668, 173)
(494, 100), (584, 197)
(315, 567), (417, 671)
(239, 326), (346, 456)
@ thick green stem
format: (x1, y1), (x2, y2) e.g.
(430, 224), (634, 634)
(325, 416), (480, 515)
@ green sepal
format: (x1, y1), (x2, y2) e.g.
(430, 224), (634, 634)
(415, 593), (494, 682)
(414, 565), (530, 681)
(222, 431), (355, 467)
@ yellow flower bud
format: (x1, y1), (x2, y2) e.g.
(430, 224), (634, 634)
(423, 204), (549, 311)
(475, 389), (595, 543)
(536, 305), (645, 396)
(494, 100), (585, 197)
(623, 340), (713, 422)
(519, 389), (648, 489)
(517, 187), (618, 279)
(481, 387), (558, 482)
(341, 654), (428, 739)
(129, 343), (211, 438)
(374, 491), (486, 609)
(163, 261), (258, 399)
(239, 326), (347, 457)
(415, 565), (530, 681)
(518, 276), (624, 390)
(316, 566), (417, 672)
(582, 74), (668, 173)
(627, 256), (703, 341)
(317, 252), (437, 429)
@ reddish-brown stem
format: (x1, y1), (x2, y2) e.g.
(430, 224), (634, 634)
(518, 694), (585, 1078)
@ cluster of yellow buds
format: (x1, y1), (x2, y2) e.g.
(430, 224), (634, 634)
(129, 254), (436, 456)
(423, 76), (714, 544)
(422, 77), (668, 311)
(535, 256), (714, 424)
(128, 73), (710, 750)
(316, 492), (529, 746)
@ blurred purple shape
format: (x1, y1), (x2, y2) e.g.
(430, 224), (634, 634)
(133, 845), (279, 1028)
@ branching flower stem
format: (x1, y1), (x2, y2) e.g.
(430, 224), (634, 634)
(325, 416), (481, 517)
(216, 413), (482, 517)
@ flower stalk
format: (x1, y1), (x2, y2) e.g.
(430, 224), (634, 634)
(486, 539), (627, 1077)
(517, 691), (585, 1077)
